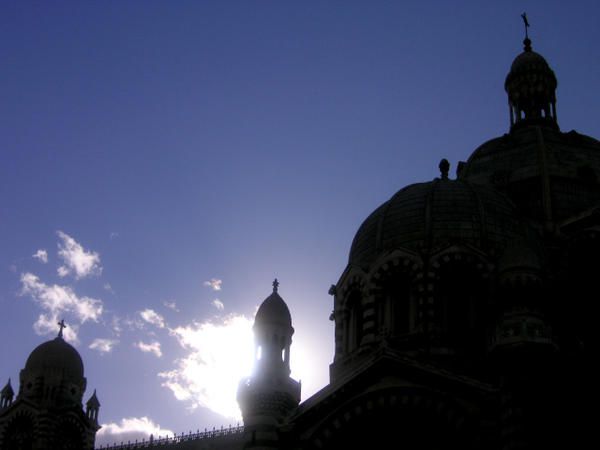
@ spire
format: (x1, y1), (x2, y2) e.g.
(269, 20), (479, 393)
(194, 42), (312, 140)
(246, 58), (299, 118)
(86, 389), (101, 423)
(86, 389), (100, 408)
(272, 278), (279, 293)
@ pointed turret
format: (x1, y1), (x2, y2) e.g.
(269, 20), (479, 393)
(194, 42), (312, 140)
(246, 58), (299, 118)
(86, 389), (101, 423)
(0, 378), (14, 409)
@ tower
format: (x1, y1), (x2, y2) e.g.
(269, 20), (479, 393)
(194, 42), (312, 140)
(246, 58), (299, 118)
(237, 280), (301, 450)
(0, 322), (101, 450)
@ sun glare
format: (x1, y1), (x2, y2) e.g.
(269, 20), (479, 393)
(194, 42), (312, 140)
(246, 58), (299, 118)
(161, 313), (319, 420)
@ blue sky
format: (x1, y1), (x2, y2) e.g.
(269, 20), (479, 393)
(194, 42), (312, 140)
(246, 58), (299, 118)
(1, 1), (599, 446)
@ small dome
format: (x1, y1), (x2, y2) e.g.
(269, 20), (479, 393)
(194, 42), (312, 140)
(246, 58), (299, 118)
(504, 39), (558, 131)
(24, 337), (84, 381)
(350, 178), (529, 268)
(508, 47), (553, 74)
(255, 281), (292, 328)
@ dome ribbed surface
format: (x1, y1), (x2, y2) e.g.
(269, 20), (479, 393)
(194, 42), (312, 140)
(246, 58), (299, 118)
(459, 127), (600, 222)
(349, 178), (527, 268)
(508, 49), (553, 74)
(255, 292), (292, 327)
(24, 337), (84, 380)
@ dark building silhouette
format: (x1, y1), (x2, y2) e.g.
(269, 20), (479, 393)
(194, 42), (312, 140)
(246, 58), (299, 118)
(1, 31), (596, 450)
(0, 325), (100, 449)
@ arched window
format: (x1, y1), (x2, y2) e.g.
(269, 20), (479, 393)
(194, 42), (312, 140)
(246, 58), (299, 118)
(347, 291), (363, 350)
(391, 276), (413, 335)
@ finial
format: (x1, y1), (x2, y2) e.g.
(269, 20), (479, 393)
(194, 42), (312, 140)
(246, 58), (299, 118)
(57, 319), (67, 338)
(439, 159), (450, 180)
(521, 13), (532, 51)
(272, 278), (279, 293)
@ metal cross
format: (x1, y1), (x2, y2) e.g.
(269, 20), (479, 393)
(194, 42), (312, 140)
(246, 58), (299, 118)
(521, 13), (530, 40)
(57, 319), (67, 338)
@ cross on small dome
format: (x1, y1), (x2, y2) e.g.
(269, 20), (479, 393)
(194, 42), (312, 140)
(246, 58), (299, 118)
(57, 319), (67, 339)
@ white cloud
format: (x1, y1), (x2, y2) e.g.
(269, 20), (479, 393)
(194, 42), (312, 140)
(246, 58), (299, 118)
(89, 338), (118, 354)
(203, 278), (222, 291)
(163, 300), (179, 312)
(212, 299), (225, 311)
(20, 272), (103, 342)
(32, 249), (48, 263)
(96, 417), (174, 447)
(159, 314), (254, 419)
(140, 309), (165, 328)
(136, 340), (162, 358)
(56, 230), (102, 279)
(103, 283), (114, 293)
(34, 313), (79, 343)
(109, 231), (120, 240)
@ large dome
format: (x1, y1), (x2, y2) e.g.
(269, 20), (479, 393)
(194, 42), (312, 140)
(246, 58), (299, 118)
(349, 177), (531, 269)
(24, 336), (84, 380)
(458, 127), (600, 224)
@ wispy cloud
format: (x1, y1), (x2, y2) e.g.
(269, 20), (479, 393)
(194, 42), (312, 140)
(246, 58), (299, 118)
(109, 231), (120, 240)
(136, 340), (162, 358)
(103, 283), (114, 293)
(203, 278), (222, 291)
(32, 249), (48, 264)
(212, 299), (225, 311)
(96, 417), (173, 447)
(111, 315), (122, 336)
(89, 338), (118, 354)
(56, 231), (102, 279)
(140, 309), (165, 328)
(20, 272), (103, 342)
(163, 300), (179, 312)
(159, 314), (253, 419)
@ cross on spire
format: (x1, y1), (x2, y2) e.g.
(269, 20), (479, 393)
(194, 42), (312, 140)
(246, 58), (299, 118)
(521, 13), (532, 51)
(521, 12), (530, 39)
(272, 278), (279, 293)
(57, 319), (67, 338)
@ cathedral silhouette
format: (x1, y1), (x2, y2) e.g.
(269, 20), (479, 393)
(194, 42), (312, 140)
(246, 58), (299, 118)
(0, 25), (595, 450)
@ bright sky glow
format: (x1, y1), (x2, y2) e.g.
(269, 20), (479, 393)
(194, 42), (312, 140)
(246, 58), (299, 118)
(2, 0), (599, 443)
(160, 315), (255, 419)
